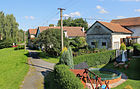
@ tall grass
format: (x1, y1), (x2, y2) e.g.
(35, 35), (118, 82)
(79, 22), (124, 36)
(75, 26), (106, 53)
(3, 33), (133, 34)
(0, 48), (29, 89)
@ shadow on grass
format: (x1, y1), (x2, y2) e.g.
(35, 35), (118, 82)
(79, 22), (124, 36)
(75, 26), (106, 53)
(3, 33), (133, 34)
(101, 58), (140, 80)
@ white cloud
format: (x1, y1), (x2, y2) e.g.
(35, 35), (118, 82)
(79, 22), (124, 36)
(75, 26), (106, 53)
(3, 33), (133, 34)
(24, 16), (35, 20)
(116, 16), (126, 19)
(96, 5), (108, 14)
(63, 12), (81, 17)
(135, 9), (140, 12)
(120, 0), (140, 1)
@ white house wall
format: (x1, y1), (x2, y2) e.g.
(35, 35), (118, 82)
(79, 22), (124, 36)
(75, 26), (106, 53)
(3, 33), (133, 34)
(111, 33), (131, 49)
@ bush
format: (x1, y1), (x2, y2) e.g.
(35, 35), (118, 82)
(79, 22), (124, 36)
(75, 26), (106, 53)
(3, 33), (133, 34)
(74, 50), (116, 67)
(120, 43), (126, 51)
(54, 64), (84, 89)
(14, 45), (25, 50)
(133, 43), (140, 56)
(0, 40), (13, 49)
(45, 71), (57, 89)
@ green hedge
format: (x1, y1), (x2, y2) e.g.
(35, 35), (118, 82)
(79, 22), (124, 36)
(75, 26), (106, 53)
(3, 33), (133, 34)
(14, 45), (25, 50)
(45, 71), (57, 89)
(133, 43), (140, 56)
(0, 40), (13, 49)
(74, 50), (116, 67)
(54, 64), (84, 89)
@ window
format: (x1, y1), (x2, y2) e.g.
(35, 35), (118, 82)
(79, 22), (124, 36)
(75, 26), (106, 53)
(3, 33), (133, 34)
(114, 42), (119, 49)
(91, 42), (95, 45)
(102, 42), (106, 46)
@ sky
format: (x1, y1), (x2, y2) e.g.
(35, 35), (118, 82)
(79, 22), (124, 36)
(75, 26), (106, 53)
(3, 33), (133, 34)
(0, 0), (140, 31)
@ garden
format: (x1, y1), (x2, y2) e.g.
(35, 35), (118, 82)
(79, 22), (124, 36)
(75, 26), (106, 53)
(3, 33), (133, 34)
(30, 29), (140, 89)
(0, 48), (29, 89)
(44, 43), (140, 89)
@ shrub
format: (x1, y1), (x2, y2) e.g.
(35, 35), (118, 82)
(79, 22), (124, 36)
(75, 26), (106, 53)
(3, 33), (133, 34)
(133, 43), (140, 56)
(14, 45), (24, 50)
(54, 64), (84, 89)
(44, 71), (57, 89)
(59, 47), (74, 69)
(74, 50), (116, 67)
(0, 40), (13, 49)
(120, 43), (126, 51)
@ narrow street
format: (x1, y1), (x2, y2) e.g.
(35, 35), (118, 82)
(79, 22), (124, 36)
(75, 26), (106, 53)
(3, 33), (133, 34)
(20, 49), (55, 89)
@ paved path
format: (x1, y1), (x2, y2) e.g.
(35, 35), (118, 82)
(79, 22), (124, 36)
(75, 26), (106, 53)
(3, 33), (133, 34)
(20, 49), (55, 89)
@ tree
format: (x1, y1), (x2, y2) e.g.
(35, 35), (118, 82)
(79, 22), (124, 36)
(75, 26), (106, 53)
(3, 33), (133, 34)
(49, 24), (54, 27)
(57, 17), (88, 31)
(0, 11), (23, 43)
(59, 47), (74, 69)
(38, 29), (69, 57)
(70, 37), (88, 51)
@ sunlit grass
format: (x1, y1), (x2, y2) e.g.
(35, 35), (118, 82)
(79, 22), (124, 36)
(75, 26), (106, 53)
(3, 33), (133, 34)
(0, 48), (29, 89)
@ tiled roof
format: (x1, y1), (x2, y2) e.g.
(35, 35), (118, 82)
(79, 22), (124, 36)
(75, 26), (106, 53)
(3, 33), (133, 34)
(98, 21), (132, 34)
(111, 17), (140, 26)
(38, 26), (85, 37)
(126, 36), (140, 38)
(28, 29), (37, 35)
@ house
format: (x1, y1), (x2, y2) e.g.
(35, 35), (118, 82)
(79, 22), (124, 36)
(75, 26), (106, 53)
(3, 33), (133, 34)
(36, 26), (85, 39)
(28, 29), (37, 48)
(111, 17), (140, 44)
(86, 21), (132, 49)
(28, 29), (37, 39)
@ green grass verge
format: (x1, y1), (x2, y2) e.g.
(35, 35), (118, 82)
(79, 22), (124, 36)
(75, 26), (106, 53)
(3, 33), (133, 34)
(0, 48), (29, 89)
(38, 52), (59, 63)
(98, 58), (140, 89)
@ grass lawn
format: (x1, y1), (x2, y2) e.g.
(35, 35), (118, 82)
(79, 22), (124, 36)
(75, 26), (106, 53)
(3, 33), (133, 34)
(99, 58), (140, 89)
(0, 48), (29, 89)
(38, 52), (59, 63)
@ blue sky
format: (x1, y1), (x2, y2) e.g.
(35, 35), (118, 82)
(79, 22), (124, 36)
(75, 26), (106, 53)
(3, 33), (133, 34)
(1, 0), (140, 31)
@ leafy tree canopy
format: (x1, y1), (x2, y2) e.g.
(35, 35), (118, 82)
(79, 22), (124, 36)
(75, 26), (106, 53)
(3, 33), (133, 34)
(49, 24), (54, 27)
(0, 11), (24, 43)
(38, 29), (69, 57)
(57, 17), (88, 31)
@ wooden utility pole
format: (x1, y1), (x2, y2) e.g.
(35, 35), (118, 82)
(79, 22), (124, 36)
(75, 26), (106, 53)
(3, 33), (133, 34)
(58, 8), (65, 51)
(24, 31), (26, 51)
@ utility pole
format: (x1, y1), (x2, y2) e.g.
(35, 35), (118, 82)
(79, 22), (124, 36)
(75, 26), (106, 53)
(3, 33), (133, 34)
(24, 31), (26, 51)
(58, 8), (65, 51)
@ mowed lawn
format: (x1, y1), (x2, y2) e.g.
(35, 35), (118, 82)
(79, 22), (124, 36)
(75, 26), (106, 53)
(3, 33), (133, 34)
(102, 58), (140, 89)
(0, 48), (29, 89)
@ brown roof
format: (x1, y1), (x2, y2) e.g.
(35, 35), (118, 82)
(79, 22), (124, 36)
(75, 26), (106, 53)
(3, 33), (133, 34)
(38, 26), (85, 37)
(29, 29), (37, 34)
(111, 17), (140, 26)
(98, 21), (132, 34)
(126, 36), (140, 38)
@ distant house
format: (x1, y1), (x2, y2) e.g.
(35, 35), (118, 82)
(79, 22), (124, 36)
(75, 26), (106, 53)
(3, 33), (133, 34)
(28, 29), (37, 39)
(111, 17), (140, 43)
(36, 26), (85, 39)
(86, 21), (132, 49)
(28, 29), (37, 48)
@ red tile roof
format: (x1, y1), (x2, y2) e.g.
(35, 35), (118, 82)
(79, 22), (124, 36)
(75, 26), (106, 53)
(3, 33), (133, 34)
(111, 17), (140, 26)
(126, 36), (140, 38)
(98, 21), (132, 34)
(38, 26), (85, 37)
(28, 29), (37, 35)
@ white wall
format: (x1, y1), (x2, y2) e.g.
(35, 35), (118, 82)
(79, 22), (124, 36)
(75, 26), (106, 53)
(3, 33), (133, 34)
(31, 35), (35, 38)
(112, 33), (131, 49)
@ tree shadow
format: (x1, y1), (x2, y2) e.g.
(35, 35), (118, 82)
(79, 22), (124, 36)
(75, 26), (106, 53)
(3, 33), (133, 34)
(25, 63), (53, 71)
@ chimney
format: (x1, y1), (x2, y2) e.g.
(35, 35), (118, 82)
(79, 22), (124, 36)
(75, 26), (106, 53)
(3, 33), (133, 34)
(82, 27), (85, 32)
